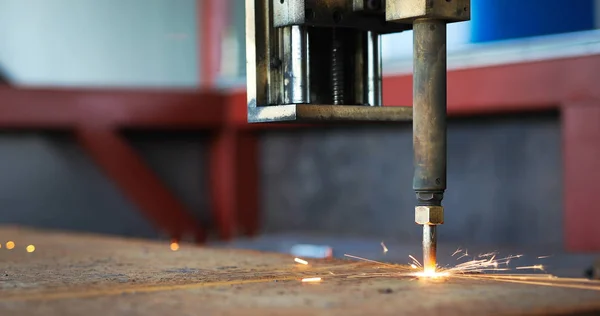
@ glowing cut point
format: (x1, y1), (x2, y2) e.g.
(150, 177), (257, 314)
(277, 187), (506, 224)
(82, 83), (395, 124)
(301, 277), (322, 283)
(170, 242), (179, 251)
(6, 241), (15, 250)
(410, 264), (417, 269)
(294, 258), (309, 265)
(414, 271), (450, 278)
(424, 265), (436, 275)
(414, 266), (449, 278)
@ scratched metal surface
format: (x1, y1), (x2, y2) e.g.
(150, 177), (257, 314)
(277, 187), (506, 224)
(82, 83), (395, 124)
(0, 227), (599, 316)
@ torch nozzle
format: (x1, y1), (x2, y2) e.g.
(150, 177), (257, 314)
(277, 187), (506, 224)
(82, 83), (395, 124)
(423, 224), (437, 273)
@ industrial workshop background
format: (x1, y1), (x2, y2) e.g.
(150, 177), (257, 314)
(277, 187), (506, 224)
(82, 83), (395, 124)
(0, 0), (599, 252)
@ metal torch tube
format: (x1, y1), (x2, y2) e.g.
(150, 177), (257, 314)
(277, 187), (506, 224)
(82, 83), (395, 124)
(423, 224), (437, 273)
(413, 19), (447, 273)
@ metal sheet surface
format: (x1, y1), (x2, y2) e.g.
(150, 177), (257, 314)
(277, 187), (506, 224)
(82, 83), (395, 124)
(0, 227), (599, 316)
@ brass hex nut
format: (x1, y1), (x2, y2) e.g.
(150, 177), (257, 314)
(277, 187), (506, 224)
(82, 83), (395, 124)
(415, 206), (444, 225)
(386, 0), (470, 23)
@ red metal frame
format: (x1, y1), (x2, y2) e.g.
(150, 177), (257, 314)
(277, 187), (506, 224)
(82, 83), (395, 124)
(563, 103), (600, 252)
(1, 55), (600, 249)
(0, 87), (224, 243)
(225, 55), (600, 251)
(0, 87), (224, 128)
(77, 127), (206, 242)
(209, 129), (237, 240)
(3, 0), (600, 249)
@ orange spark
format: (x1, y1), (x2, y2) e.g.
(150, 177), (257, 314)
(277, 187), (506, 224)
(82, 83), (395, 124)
(408, 255), (422, 267)
(294, 258), (308, 265)
(26, 245), (35, 253)
(380, 242), (389, 253)
(6, 241), (15, 250)
(344, 254), (398, 268)
(456, 250), (469, 260)
(410, 264), (417, 269)
(301, 277), (322, 283)
(170, 242), (179, 251)
(516, 265), (544, 271)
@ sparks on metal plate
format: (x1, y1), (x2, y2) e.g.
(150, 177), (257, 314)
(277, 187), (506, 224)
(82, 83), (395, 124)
(287, 243), (599, 292)
(294, 258), (309, 265)
(344, 245), (552, 281)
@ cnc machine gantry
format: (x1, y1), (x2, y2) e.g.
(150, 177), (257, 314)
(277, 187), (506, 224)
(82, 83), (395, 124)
(246, 0), (470, 273)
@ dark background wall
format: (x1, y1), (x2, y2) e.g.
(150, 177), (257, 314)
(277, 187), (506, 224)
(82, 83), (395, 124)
(0, 112), (562, 248)
(261, 112), (562, 248)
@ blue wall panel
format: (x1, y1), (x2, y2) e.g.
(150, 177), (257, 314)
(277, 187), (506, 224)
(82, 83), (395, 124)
(471, 0), (595, 42)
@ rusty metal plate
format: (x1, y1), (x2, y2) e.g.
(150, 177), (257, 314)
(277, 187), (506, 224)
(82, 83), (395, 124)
(248, 104), (413, 122)
(0, 227), (599, 316)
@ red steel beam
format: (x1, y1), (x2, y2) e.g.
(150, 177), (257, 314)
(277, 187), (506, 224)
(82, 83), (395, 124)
(563, 103), (600, 252)
(209, 129), (237, 240)
(209, 93), (261, 239)
(235, 131), (260, 236)
(198, 0), (241, 239)
(383, 55), (600, 114)
(199, 0), (229, 88)
(76, 127), (206, 242)
(0, 87), (224, 129)
(0, 86), (225, 242)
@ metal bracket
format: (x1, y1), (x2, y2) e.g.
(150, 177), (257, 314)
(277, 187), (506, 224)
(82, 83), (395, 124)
(248, 104), (412, 122)
(386, 0), (470, 23)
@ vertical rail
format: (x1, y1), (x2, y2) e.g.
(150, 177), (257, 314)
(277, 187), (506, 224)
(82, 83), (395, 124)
(282, 26), (310, 104)
(366, 31), (382, 106)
